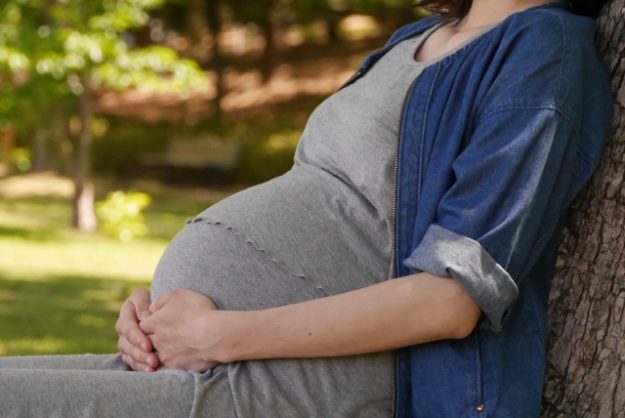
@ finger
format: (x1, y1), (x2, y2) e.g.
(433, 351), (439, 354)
(121, 353), (145, 372)
(120, 336), (155, 368)
(130, 288), (152, 317)
(119, 337), (149, 370)
(139, 314), (156, 335)
(126, 325), (153, 352)
(119, 337), (158, 371)
(152, 290), (178, 312)
(117, 298), (153, 352)
(138, 309), (152, 321)
(121, 353), (134, 369)
(116, 301), (137, 334)
(123, 355), (152, 372)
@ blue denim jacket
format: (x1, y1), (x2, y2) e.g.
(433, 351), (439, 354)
(337, 2), (613, 417)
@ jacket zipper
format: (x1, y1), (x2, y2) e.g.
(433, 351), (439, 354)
(389, 73), (419, 418)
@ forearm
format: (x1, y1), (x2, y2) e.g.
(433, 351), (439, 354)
(220, 272), (481, 362)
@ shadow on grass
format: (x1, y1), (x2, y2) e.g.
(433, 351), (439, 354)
(0, 271), (150, 356)
(0, 225), (61, 242)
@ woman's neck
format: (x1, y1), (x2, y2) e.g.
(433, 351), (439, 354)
(450, 0), (564, 31)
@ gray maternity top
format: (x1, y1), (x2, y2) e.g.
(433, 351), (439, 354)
(187, 26), (444, 293)
(147, 21), (493, 418)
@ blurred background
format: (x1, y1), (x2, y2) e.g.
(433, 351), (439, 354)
(0, 0), (430, 355)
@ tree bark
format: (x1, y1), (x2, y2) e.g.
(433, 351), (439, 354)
(186, 0), (207, 44)
(260, 0), (278, 84)
(32, 129), (48, 172)
(71, 76), (97, 232)
(206, 0), (224, 121)
(0, 124), (15, 177)
(54, 113), (73, 177)
(541, 2), (625, 417)
(324, 14), (341, 44)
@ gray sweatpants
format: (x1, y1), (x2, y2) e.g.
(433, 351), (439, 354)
(0, 221), (395, 418)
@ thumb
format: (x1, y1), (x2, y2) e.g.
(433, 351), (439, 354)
(132, 290), (152, 317)
(138, 310), (152, 321)
(139, 314), (155, 334)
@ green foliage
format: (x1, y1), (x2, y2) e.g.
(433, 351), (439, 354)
(9, 148), (32, 173)
(0, 0), (209, 131)
(0, 46), (29, 73)
(95, 190), (152, 241)
(92, 46), (207, 92)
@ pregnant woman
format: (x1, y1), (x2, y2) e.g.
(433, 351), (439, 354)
(0, 0), (614, 417)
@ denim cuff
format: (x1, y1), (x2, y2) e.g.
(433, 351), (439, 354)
(402, 223), (519, 333)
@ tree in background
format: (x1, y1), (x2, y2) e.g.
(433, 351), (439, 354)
(296, 0), (421, 40)
(0, 0), (207, 231)
(146, 0), (423, 117)
(226, 0), (284, 83)
(206, 0), (225, 122)
(176, 0), (225, 120)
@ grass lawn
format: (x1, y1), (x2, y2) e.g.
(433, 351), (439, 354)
(0, 173), (243, 356)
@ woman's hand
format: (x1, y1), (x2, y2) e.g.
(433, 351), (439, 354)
(139, 289), (227, 372)
(115, 288), (159, 372)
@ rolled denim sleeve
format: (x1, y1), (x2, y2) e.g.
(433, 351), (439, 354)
(404, 223), (519, 333)
(402, 106), (579, 332)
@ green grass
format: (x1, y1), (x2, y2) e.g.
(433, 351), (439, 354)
(0, 176), (240, 355)
(0, 270), (147, 355)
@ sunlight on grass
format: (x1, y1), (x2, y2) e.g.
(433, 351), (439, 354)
(0, 174), (234, 355)
(0, 238), (166, 283)
(8, 338), (74, 355)
(0, 271), (150, 355)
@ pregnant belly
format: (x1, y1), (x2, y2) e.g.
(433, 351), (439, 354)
(151, 165), (392, 308)
(186, 166), (392, 296)
(150, 220), (330, 310)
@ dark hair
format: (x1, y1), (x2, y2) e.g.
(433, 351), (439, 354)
(413, 1), (611, 25)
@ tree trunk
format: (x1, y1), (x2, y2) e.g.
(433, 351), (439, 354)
(54, 114), (74, 177)
(71, 78), (97, 232)
(541, 2), (625, 417)
(186, 0), (207, 44)
(0, 124), (15, 177)
(32, 129), (48, 172)
(206, 0), (224, 122)
(325, 15), (341, 44)
(260, 0), (277, 84)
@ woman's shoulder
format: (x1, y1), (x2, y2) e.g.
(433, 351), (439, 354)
(478, 5), (614, 188)
(386, 4), (613, 133)
(475, 4), (612, 121)
(501, 2), (598, 54)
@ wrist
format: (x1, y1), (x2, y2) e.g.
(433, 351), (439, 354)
(210, 309), (261, 364)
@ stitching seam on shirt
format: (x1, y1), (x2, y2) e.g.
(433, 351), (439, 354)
(478, 104), (581, 138)
(418, 64), (442, 196)
(185, 217), (331, 297)
(479, 105), (584, 169)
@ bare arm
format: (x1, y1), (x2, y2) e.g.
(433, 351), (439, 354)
(219, 271), (482, 363)
(139, 272), (482, 368)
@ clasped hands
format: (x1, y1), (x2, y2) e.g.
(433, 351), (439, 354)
(115, 288), (231, 372)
